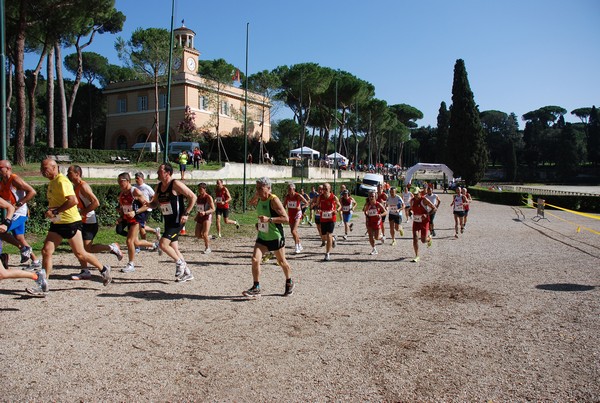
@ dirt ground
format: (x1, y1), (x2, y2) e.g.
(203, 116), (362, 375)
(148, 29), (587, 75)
(1, 192), (599, 401)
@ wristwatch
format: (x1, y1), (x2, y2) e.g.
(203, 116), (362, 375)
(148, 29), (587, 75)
(268, 217), (273, 223)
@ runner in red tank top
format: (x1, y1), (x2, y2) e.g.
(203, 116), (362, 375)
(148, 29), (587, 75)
(409, 187), (437, 262)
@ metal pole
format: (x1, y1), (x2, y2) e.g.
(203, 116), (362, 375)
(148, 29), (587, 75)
(0, 0), (7, 160)
(333, 78), (337, 193)
(299, 72), (304, 190)
(163, 0), (176, 164)
(242, 22), (249, 212)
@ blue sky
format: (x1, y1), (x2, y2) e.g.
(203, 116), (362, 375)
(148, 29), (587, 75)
(25, 0), (600, 128)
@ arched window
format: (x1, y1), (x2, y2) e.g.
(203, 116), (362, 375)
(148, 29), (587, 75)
(117, 135), (128, 150)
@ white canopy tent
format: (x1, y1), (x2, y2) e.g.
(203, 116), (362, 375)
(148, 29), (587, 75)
(289, 146), (320, 159)
(327, 152), (349, 165)
(404, 163), (454, 183)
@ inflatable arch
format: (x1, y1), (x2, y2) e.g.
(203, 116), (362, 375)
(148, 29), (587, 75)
(404, 163), (454, 184)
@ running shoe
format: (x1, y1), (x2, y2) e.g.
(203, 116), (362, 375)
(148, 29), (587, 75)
(370, 248), (378, 255)
(204, 248), (212, 254)
(411, 256), (420, 263)
(242, 285), (261, 298)
(284, 280), (295, 296)
(26, 269), (48, 297)
(399, 227), (404, 237)
(24, 260), (42, 271)
(342, 235), (348, 241)
(460, 226), (464, 234)
(135, 247), (141, 254)
(110, 243), (124, 261)
(299, 244), (303, 251)
(121, 262), (135, 273)
(175, 260), (186, 279)
(308, 221), (313, 226)
(349, 222), (354, 231)
(454, 233), (459, 238)
(324, 253), (331, 261)
(151, 241), (163, 256)
(391, 239), (397, 246)
(295, 245), (301, 254)
(320, 241), (326, 247)
(381, 235), (386, 244)
(177, 267), (194, 283)
(431, 229), (436, 237)
(71, 268), (92, 280)
(20, 246), (32, 263)
(261, 252), (274, 263)
(101, 266), (112, 286)
(235, 222), (240, 230)
(332, 236), (337, 248)
(155, 227), (161, 239)
(427, 237), (432, 248)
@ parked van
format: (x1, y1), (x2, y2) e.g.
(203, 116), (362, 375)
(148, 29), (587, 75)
(132, 142), (162, 153)
(357, 173), (384, 196)
(168, 141), (200, 162)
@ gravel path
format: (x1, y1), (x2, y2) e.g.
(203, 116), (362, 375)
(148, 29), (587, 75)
(1, 192), (599, 401)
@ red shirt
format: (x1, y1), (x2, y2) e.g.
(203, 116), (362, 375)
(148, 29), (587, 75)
(215, 187), (229, 209)
(319, 193), (337, 223)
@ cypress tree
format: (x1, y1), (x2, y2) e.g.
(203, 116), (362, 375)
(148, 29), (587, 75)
(446, 59), (488, 185)
(435, 101), (450, 163)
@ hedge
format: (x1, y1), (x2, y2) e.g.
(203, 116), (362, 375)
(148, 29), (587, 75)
(9, 145), (157, 164)
(469, 187), (600, 213)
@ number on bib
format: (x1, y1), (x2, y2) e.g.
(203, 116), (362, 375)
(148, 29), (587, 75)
(160, 202), (174, 215)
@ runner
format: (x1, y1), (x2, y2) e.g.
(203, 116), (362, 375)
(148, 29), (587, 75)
(386, 186), (405, 245)
(316, 183), (341, 261)
(283, 183), (309, 254)
(214, 179), (240, 238)
(147, 163), (197, 282)
(451, 186), (468, 238)
(307, 186), (319, 225)
(425, 186), (441, 236)
(363, 190), (387, 255)
(242, 177), (294, 299)
(116, 172), (157, 273)
(340, 190), (357, 240)
(311, 184), (325, 247)
(27, 158), (112, 296)
(0, 197), (46, 292)
(376, 183), (388, 241)
(0, 160), (41, 270)
(67, 165), (124, 280)
(134, 172), (161, 244)
(462, 187), (473, 229)
(194, 182), (215, 254)
(401, 185), (413, 223)
(299, 188), (310, 225)
(409, 187), (437, 262)
(178, 150), (188, 180)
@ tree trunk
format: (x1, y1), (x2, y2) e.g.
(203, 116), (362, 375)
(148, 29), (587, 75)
(46, 47), (55, 148)
(154, 76), (160, 163)
(6, 62), (13, 148)
(55, 43), (68, 148)
(26, 48), (46, 146)
(13, 0), (27, 165)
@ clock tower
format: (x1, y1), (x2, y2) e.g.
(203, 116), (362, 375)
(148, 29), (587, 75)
(173, 22), (200, 74)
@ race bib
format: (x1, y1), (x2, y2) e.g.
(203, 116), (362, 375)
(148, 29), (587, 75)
(321, 211), (333, 219)
(215, 197), (223, 204)
(367, 208), (379, 217)
(122, 204), (133, 214)
(287, 200), (298, 209)
(196, 203), (205, 212)
(413, 214), (423, 223)
(342, 205), (351, 212)
(389, 206), (398, 214)
(160, 202), (174, 215)
(454, 201), (464, 212)
(258, 220), (269, 233)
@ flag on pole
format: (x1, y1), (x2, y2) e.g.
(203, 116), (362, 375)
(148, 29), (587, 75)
(232, 69), (241, 82)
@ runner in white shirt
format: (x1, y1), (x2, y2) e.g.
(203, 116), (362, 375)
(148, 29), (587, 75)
(134, 172), (161, 243)
(425, 186), (441, 236)
(386, 187), (404, 245)
(401, 185), (413, 223)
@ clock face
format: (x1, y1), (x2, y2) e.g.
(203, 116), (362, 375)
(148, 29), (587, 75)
(186, 57), (196, 72)
(173, 57), (181, 70)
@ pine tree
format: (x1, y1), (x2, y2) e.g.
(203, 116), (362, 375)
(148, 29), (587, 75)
(446, 59), (488, 185)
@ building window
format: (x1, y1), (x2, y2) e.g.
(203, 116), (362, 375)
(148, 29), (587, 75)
(220, 101), (229, 116)
(199, 95), (208, 111)
(117, 98), (127, 113)
(159, 93), (168, 109)
(117, 135), (128, 150)
(137, 95), (148, 111)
